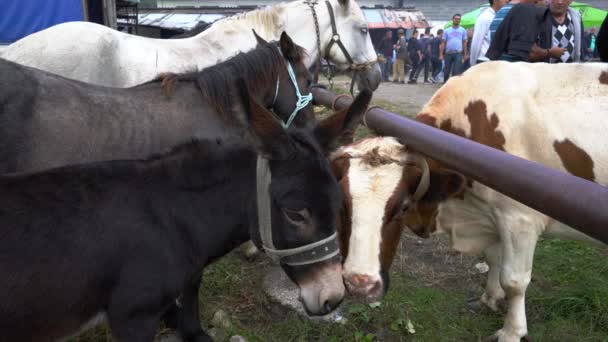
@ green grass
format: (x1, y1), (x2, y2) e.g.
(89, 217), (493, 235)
(71, 239), (607, 341)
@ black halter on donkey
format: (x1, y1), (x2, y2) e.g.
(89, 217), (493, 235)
(305, 0), (377, 95)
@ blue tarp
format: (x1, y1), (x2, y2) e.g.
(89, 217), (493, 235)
(0, 0), (84, 44)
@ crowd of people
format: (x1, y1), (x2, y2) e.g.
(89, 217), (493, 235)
(375, 0), (607, 85)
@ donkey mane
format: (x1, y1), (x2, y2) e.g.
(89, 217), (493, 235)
(148, 42), (306, 120)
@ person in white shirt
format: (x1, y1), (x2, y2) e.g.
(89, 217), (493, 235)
(470, 0), (509, 66)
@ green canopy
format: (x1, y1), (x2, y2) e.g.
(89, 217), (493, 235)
(444, 2), (607, 30)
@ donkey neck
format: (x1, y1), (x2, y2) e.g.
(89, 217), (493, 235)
(141, 141), (261, 266)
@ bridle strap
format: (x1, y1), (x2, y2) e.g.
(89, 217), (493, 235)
(323, 0), (355, 66)
(256, 156), (339, 266)
(271, 46), (313, 128)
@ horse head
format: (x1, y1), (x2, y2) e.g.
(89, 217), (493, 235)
(238, 78), (373, 315)
(310, 0), (382, 91)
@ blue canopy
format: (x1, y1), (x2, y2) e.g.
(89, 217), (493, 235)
(0, 0), (84, 44)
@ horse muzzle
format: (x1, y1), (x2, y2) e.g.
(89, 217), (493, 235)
(356, 63), (382, 91)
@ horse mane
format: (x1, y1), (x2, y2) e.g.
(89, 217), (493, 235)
(211, 4), (286, 39)
(172, 21), (212, 39)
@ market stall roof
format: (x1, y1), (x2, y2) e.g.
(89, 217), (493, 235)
(137, 12), (225, 30)
(362, 8), (429, 30)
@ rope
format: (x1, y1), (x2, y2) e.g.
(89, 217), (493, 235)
(283, 61), (313, 128)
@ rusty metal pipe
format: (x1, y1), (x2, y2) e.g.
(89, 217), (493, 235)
(312, 87), (608, 244)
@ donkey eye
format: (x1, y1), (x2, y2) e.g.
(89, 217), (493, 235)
(283, 208), (307, 223)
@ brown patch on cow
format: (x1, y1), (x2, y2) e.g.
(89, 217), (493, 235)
(416, 113), (438, 127)
(439, 119), (467, 138)
(360, 147), (398, 167)
(553, 139), (596, 182)
(600, 71), (608, 85)
(379, 166), (416, 270)
(464, 100), (506, 151)
(158, 72), (178, 99)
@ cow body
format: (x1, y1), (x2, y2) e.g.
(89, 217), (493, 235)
(416, 61), (608, 341)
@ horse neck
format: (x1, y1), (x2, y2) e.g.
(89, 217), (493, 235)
(190, 4), (288, 67)
(281, 1), (337, 69)
(145, 143), (259, 264)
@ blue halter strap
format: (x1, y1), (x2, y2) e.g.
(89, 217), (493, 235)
(271, 60), (313, 129)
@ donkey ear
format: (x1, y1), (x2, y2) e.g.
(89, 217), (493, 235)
(236, 78), (294, 160)
(252, 29), (268, 47)
(314, 89), (372, 153)
(279, 31), (301, 63)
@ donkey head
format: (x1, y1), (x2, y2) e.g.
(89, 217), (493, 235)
(239, 78), (373, 314)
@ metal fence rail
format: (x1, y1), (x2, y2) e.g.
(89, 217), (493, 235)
(312, 87), (608, 244)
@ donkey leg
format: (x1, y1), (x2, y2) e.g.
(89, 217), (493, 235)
(480, 243), (506, 312)
(110, 314), (159, 342)
(490, 215), (540, 342)
(178, 270), (213, 342)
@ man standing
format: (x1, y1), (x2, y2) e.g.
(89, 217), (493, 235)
(470, 0), (509, 66)
(598, 14), (608, 62)
(419, 28), (433, 83)
(539, 0), (585, 63)
(440, 14), (468, 83)
(582, 27), (598, 59)
(377, 30), (394, 82)
(393, 29), (408, 83)
(408, 30), (423, 84)
(429, 29), (443, 83)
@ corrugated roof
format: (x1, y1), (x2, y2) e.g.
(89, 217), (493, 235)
(137, 13), (225, 30)
(362, 8), (429, 29)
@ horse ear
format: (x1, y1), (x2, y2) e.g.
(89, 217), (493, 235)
(314, 89), (372, 153)
(236, 78), (294, 160)
(279, 31), (301, 63)
(252, 29), (268, 47)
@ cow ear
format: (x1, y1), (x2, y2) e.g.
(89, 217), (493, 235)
(237, 78), (294, 160)
(426, 169), (465, 201)
(252, 29), (268, 47)
(314, 89), (372, 153)
(330, 154), (351, 182)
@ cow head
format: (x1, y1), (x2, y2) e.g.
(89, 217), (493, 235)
(330, 137), (464, 301)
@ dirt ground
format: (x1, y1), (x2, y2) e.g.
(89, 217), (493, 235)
(329, 75), (442, 115)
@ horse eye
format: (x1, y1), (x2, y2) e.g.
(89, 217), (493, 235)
(360, 27), (368, 34)
(283, 208), (307, 223)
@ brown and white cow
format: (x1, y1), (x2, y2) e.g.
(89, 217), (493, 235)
(329, 136), (465, 299)
(334, 62), (608, 341)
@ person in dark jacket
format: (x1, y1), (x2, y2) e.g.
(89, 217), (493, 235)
(595, 14), (607, 62)
(377, 30), (394, 81)
(486, 1), (550, 61)
(407, 30), (423, 84)
(536, 0), (585, 63)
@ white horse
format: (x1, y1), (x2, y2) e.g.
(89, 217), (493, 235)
(1, 0), (381, 90)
